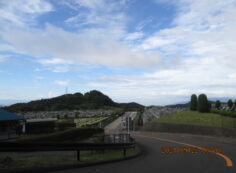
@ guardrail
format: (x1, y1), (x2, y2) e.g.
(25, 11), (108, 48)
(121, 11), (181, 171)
(0, 134), (135, 161)
(0, 131), (18, 141)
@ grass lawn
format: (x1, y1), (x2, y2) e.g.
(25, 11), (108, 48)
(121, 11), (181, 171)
(0, 145), (140, 169)
(153, 111), (236, 129)
(75, 117), (109, 127)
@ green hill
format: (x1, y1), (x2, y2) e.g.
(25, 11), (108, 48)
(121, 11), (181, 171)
(5, 90), (144, 112)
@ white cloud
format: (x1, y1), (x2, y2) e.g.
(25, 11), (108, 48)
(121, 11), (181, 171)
(141, 0), (236, 71)
(64, 0), (128, 38)
(54, 80), (70, 86)
(37, 58), (73, 65)
(0, 0), (165, 69)
(124, 32), (144, 41)
(0, 55), (8, 63)
(0, 0), (53, 26)
(1, 0), (236, 104)
(0, 24), (163, 68)
(85, 54), (236, 105)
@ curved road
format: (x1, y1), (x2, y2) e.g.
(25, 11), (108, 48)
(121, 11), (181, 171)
(52, 131), (236, 173)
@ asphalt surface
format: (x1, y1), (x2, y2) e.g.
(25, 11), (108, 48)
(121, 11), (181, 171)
(51, 131), (236, 173)
(104, 112), (137, 133)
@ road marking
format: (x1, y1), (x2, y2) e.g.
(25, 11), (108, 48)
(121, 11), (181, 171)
(133, 134), (233, 167)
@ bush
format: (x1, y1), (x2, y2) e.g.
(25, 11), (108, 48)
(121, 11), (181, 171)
(17, 128), (104, 142)
(211, 109), (236, 118)
(56, 120), (76, 131)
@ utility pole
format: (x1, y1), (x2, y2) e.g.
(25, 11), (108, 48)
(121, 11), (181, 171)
(127, 114), (129, 134)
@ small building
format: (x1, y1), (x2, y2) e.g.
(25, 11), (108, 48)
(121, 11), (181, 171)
(0, 109), (25, 139)
(25, 118), (57, 134)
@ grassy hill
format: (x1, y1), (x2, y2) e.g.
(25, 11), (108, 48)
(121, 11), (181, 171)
(153, 111), (235, 129)
(5, 90), (144, 112)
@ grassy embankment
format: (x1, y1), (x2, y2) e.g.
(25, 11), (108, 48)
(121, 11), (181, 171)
(75, 117), (109, 127)
(153, 111), (236, 129)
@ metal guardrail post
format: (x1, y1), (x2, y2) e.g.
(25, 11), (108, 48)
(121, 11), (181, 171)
(123, 148), (126, 157)
(77, 150), (80, 161)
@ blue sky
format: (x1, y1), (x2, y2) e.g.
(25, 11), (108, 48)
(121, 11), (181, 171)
(0, 0), (236, 106)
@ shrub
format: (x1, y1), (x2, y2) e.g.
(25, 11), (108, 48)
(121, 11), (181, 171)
(211, 109), (236, 118)
(17, 128), (104, 142)
(56, 120), (76, 131)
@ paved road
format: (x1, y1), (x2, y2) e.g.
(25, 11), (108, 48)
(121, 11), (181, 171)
(51, 131), (236, 173)
(105, 112), (137, 133)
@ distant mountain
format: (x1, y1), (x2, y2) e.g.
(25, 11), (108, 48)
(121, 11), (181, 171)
(208, 97), (235, 103)
(4, 90), (144, 112)
(165, 102), (190, 108)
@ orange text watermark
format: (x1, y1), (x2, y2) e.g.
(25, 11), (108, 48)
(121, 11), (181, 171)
(161, 147), (222, 154)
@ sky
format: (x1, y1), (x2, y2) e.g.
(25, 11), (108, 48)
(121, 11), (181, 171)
(0, 0), (236, 106)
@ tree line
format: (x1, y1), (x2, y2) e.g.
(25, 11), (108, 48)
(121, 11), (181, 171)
(190, 94), (236, 113)
(5, 90), (144, 112)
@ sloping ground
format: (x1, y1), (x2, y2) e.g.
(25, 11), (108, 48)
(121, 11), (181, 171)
(140, 122), (236, 138)
(153, 111), (236, 129)
(142, 106), (187, 124)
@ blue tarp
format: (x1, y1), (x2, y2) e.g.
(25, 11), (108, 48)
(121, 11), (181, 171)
(0, 109), (25, 121)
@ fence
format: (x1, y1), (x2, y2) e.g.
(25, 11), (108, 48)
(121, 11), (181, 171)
(220, 116), (236, 129)
(0, 131), (19, 141)
(103, 134), (133, 143)
(0, 134), (135, 161)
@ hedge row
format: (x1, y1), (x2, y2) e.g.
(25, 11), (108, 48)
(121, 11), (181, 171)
(17, 128), (104, 142)
(211, 109), (236, 118)
(56, 120), (76, 131)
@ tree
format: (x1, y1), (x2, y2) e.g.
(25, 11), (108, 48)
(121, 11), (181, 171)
(227, 99), (233, 108)
(215, 100), (221, 109)
(197, 94), (209, 113)
(208, 102), (212, 110)
(190, 94), (198, 111)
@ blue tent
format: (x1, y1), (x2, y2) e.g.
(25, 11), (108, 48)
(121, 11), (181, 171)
(0, 109), (25, 121)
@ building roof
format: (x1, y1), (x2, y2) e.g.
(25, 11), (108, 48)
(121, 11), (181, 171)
(26, 118), (57, 123)
(0, 109), (25, 121)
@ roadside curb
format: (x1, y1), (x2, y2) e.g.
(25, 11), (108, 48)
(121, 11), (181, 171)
(0, 145), (143, 173)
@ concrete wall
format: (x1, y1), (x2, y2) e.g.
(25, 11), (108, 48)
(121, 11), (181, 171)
(141, 122), (236, 138)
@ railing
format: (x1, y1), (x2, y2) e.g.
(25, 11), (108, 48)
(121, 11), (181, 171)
(0, 131), (18, 141)
(103, 134), (134, 143)
(0, 134), (135, 161)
